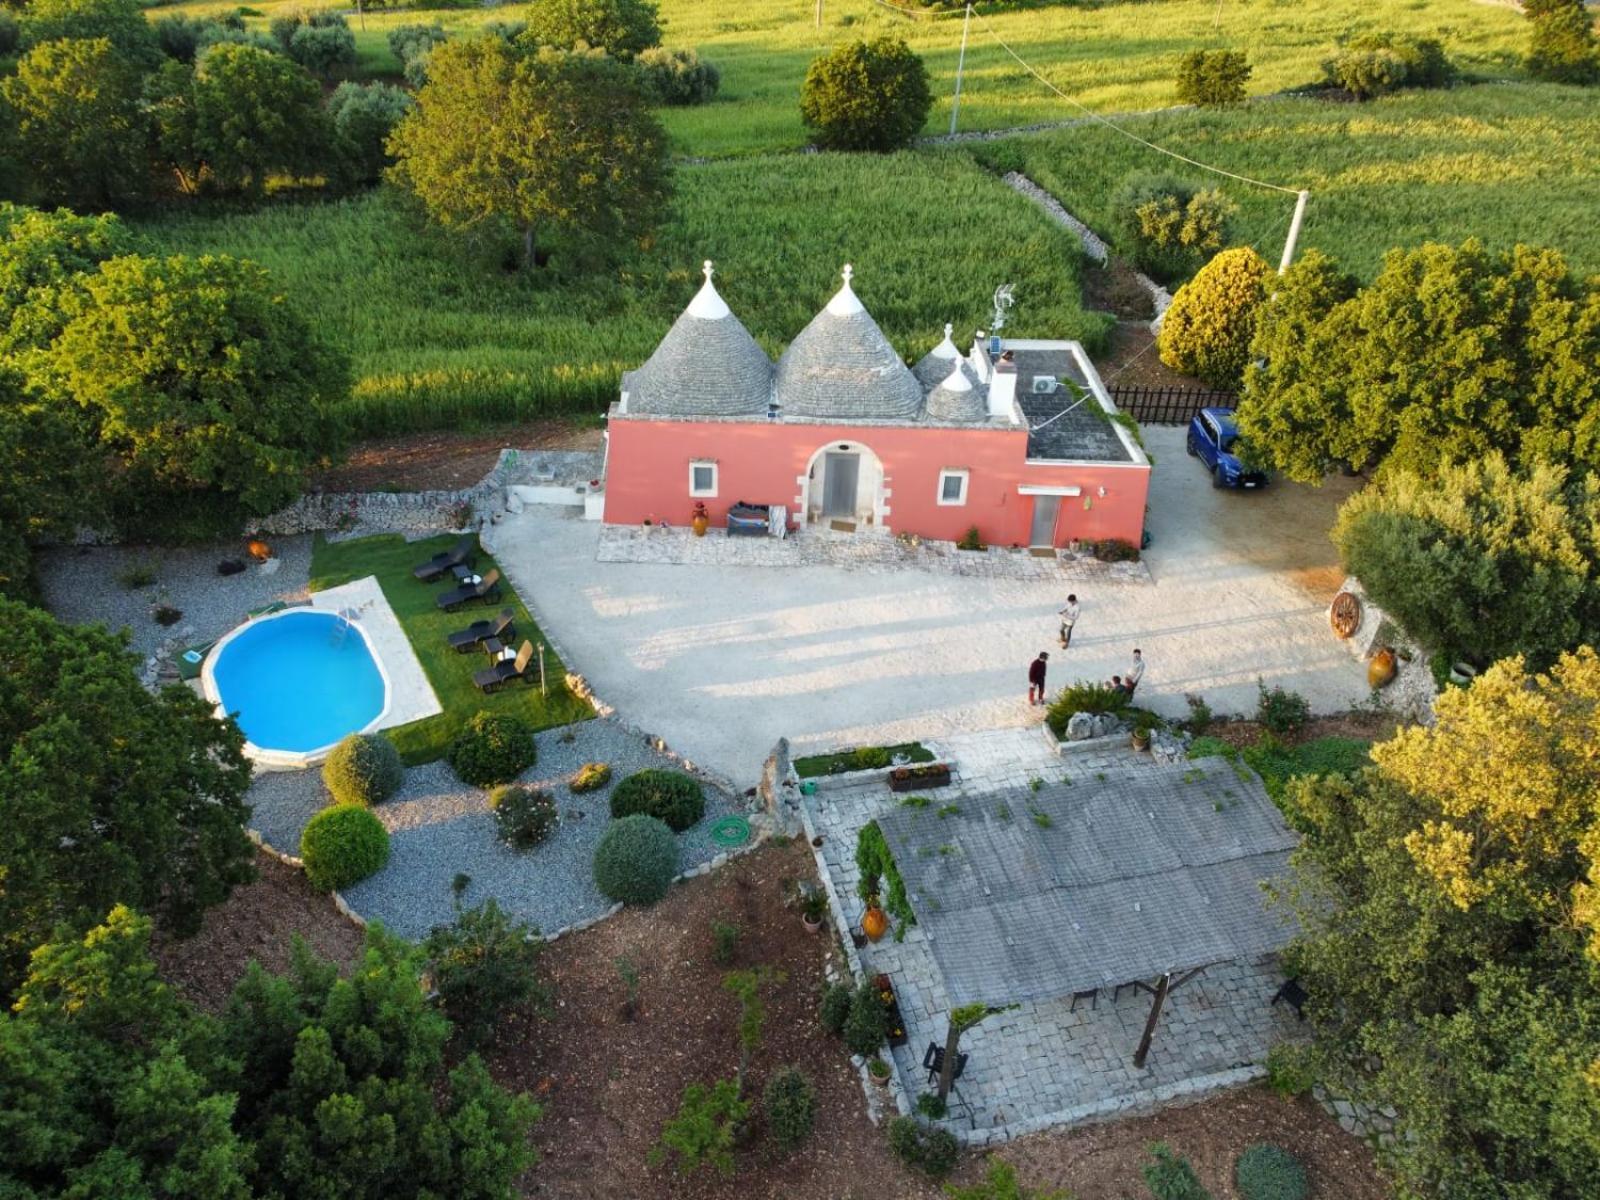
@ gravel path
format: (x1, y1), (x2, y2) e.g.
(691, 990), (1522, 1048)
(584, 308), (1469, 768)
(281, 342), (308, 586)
(36, 537), (313, 659)
(248, 718), (746, 941)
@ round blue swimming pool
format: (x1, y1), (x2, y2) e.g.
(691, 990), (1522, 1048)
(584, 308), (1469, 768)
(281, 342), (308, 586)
(209, 610), (387, 756)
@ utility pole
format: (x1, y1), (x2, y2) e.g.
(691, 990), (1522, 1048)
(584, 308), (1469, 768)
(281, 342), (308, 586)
(1278, 189), (1310, 275)
(950, 4), (973, 136)
(815, 0), (823, 29)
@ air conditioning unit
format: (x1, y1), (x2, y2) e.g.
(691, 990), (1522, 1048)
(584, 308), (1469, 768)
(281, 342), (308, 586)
(1032, 375), (1058, 394)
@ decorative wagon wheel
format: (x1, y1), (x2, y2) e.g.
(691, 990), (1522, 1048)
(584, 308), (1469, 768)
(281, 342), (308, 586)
(1330, 591), (1361, 639)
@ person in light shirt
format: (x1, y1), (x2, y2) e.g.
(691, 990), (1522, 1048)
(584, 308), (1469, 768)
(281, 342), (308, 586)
(1125, 648), (1145, 697)
(1057, 594), (1080, 649)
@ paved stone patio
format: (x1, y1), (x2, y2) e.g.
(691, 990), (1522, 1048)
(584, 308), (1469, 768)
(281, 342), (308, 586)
(803, 728), (1304, 1141)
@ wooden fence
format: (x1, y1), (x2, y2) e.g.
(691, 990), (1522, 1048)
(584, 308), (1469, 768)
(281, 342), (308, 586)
(1110, 385), (1238, 426)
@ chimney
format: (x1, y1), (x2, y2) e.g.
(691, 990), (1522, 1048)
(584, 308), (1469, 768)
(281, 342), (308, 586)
(987, 349), (1017, 419)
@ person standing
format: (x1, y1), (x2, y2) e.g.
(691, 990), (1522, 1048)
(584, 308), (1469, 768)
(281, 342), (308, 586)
(1125, 648), (1145, 697)
(1028, 651), (1050, 706)
(1057, 594), (1080, 649)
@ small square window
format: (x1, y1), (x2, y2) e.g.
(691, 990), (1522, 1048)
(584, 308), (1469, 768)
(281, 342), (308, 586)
(938, 469), (969, 506)
(689, 461), (718, 497)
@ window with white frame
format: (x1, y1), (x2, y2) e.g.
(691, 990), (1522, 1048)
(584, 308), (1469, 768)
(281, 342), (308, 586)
(689, 460), (718, 497)
(937, 468), (969, 506)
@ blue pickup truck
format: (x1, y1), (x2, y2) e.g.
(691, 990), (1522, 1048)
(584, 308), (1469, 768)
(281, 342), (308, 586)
(1187, 407), (1268, 490)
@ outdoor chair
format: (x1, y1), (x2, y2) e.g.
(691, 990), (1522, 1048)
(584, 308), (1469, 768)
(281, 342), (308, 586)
(1272, 977), (1308, 1021)
(473, 640), (534, 693)
(922, 1043), (968, 1090)
(413, 535), (475, 583)
(1070, 987), (1098, 1012)
(447, 608), (515, 654)
(436, 568), (501, 612)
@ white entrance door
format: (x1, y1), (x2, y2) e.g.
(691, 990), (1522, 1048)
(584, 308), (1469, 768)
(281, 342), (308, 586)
(1029, 495), (1061, 546)
(823, 453), (859, 519)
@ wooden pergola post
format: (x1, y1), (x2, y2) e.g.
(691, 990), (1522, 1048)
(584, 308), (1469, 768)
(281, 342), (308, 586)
(1132, 972), (1171, 1069)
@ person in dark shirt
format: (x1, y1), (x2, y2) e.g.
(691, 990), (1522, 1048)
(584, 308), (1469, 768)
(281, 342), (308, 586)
(1028, 651), (1050, 706)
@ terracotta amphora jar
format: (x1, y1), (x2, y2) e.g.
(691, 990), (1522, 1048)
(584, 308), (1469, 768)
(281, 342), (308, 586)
(1368, 647), (1397, 690)
(691, 502), (710, 538)
(862, 902), (889, 943)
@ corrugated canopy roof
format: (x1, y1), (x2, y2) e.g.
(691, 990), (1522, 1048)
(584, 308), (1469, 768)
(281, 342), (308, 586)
(874, 759), (1299, 1008)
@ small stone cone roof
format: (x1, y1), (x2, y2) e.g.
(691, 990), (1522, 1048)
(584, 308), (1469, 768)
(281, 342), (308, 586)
(624, 262), (773, 417)
(913, 323), (965, 390)
(925, 359), (988, 422)
(772, 265), (923, 421)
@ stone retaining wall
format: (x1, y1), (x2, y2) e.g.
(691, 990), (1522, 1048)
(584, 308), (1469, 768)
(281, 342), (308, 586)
(253, 450), (519, 538)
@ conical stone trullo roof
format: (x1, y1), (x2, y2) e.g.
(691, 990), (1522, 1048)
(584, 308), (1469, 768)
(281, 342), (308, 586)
(924, 359), (988, 422)
(913, 323), (965, 390)
(772, 265), (923, 420)
(623, 262), (773, 417)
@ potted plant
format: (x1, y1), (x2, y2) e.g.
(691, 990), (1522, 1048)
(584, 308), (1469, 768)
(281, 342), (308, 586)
(868, 1056), (892, 1087)
(801, 890), (827, 933)
(888, 762), (952, 793)
(1131, 715), (1154, 752)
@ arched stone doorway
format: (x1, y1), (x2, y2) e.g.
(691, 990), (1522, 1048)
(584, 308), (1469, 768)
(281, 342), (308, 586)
(801, 440), (885, 529)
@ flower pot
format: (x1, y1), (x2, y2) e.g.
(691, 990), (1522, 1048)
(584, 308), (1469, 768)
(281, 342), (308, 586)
(888, 764), (951, 793)
(803, 913), (823, 934)
(1449, 661), (1478, 687)
(1131, 728), (1151, 752)
(691, 515), (709, 537)
(1368, 647), (1397, 690)
(246, 539), (272, 562)
(868, 1059), (891, 1087)
(862, 905), (889, 943)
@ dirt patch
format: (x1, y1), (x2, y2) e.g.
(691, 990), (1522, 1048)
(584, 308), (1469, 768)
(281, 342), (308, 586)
(1093, 321), (1200, 391)
(312, 419), (603, 494)
(1204, 711), (1404, 752)
(153, 849), (365, 1012)
(1083, 260), (1158, 322)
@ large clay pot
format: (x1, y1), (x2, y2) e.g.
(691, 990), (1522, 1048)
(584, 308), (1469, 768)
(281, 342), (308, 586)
(691, 514), (709, 537)
(862, 905), (889, 943)
(246, 539), (272, 562)
(1368, 647), (1397, 690)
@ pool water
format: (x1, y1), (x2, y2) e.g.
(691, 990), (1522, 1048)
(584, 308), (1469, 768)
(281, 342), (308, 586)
(210, 610), (387, 755)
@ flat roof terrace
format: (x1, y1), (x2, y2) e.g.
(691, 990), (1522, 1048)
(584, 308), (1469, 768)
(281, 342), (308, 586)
(1013, 347), (1135, 464)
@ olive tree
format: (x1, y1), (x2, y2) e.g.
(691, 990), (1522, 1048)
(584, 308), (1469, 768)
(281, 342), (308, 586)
(192, 43), (329, 195)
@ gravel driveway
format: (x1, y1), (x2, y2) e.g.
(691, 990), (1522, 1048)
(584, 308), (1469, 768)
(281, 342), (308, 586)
(491, 425), (1369, 788)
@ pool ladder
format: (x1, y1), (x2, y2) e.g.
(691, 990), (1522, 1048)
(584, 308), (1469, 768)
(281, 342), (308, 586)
(329, 606), (362, 649)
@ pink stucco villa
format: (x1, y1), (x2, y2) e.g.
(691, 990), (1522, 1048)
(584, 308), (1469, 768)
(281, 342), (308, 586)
(602, 262), (1150, 550)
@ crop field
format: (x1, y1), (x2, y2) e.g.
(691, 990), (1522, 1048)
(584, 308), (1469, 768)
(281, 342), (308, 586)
(150, 0), (1535, 156)
(135, 152), (1106, 436)
(974, 83), (1600, 279)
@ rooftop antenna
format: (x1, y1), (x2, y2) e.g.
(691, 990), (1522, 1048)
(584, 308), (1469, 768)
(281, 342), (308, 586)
(989, 284), (1015, 357)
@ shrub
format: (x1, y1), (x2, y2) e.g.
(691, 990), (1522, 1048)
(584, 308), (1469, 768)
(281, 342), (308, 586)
(423, 897), (546, 1047)
(710, 919), (740, 965)
(1142, 1143), (1213, 1200)
(489, 784), (559, 850)
(387, 23), (448, 64)
(763, 1066), (816, 1151)
(1525, 0), (1599, 84)
(636, 46), (720, 104)
(1158, 247), (1271, 389)
(154, 13), (241, 62)
(1113, 173), (1234, 283)
(1094, 537), (1141, 563)
(957, 525), (984, 551)
(855, 820), (915, 930)
(525, 0), (661, 60)
(300, 804), (390, 891)
(1184, 692), (1213, 733)
(820, 981), (853, 1034)
(1255, 680), (1310, 735)
(289, 21), (355, 78)
(886, 1116), (959, 1179)
(1264, 1043), (1315, 1097)
(1045, 680), (1130, 736)
(1235, 1144), (1308, 1200)
(116, 560), (157, 589)
(843, 981), (887, 1057)
(852, 745), (892, 771)
(322, 733), (403, 807)
(0, 11), (17, 57)
(570, 761), (612, 793)
(948, 1160), (1072, 1200)
(449, 712), (537, 787)
(1322, 33), (1453, 99)
(800, 36), (933, 153)
(1175, 48), (1251, 107)
(328, 81), (413, 185)
(609, 768), (705, 831)
(1186, 735), (1236, 761)
(652, 1078), (748, 1175)
(593, 814), (678, 905)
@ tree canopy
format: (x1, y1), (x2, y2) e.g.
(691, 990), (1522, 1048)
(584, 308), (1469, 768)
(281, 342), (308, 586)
(1524, 0), (1599, 84)
(0, 366), (93, 600)
(191, 43), (329, 195)
(18, 0), (160, 69)
(388, 40), (671, 269)
(523, 0), (661, 61)
(799, 36), (933, 153)
(1238, 240), (1600, 483)
(1157, 245), (1270, 388)
(1281, 650), (1600, 1198)
(0, 599), (256, 996)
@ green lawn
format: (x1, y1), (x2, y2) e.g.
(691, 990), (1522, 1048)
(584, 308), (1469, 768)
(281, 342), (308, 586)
(134, 151), (1106, 436)
(148, 0), (1535, 157)
(967, 83), (1600, 279)
(794, 741), (935, 778)
(309, 532), (592, 763)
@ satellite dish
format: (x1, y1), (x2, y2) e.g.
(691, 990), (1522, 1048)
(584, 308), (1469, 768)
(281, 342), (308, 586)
(991, 283), (1016, 332)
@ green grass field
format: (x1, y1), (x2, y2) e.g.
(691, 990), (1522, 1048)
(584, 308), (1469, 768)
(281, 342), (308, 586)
(309, 532), (593, 763)
(135, 151), (1106, 436)
(149, 0), (1536, 156)
(973, 83), (1600, 279)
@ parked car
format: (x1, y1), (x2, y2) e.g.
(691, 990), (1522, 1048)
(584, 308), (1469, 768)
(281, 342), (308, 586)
(1187, 407), (1267, 489)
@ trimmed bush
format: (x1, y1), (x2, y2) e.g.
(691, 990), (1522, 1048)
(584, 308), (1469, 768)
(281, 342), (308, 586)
(1264, 1043), (1315, 1097)
(1143, 1143), (1213, 1200)
(843, 982), (887, 1058)
(609, 768), (705, 831)
(301, 803), (389, 891)
(637, 46), (720, 104)
(886, 1116), (959, 1179)
(1235, 1144), (1308, 1200)
(1113, 172), (1234, 283)
(593, 813), (678, 905)
(570, 761), (612, 793)
(1255, 680), (1310, 735)
(1159, 247), (1271, 389)
(852, 745), (892, 771)
(1322, 33), (1453, 99)
(449, 712), (537, 787)
(763, 1066), (817, 1151)
(1175, 48), (1251, 107)
(322, 733), (403, 807)
(489, 784), (559, 850)
(1526, 0), (1599, 84)
(423, 897), (546, 1048)
(800, 36), (933, 153)
(1045, 680), (1130, 737)
(819, 981), (853, 1035)
(525, 0), (662, 60)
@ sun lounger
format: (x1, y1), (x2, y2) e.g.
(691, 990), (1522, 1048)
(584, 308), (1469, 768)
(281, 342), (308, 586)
(413, 536), (476, 583)
(447, 608), (516, 654)
(436, 567), (502, 612)
(473, 640), (535, 693)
